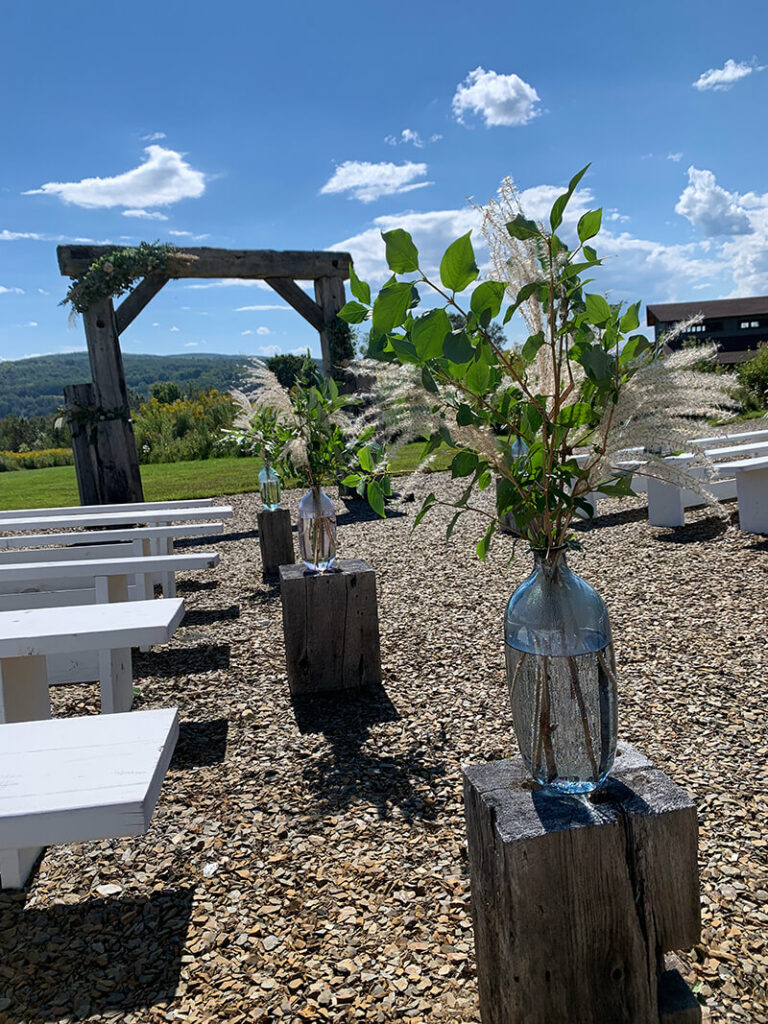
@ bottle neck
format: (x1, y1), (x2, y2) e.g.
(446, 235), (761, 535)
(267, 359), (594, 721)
(530, 546), (569, 581)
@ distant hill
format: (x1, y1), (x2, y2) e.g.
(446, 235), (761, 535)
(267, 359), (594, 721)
(0, 352), (252, 417)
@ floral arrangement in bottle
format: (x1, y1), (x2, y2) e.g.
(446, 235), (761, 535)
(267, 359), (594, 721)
(339, 165), (735, 792)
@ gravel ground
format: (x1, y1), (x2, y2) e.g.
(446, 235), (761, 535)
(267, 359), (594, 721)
(1, 477), (767, 1023)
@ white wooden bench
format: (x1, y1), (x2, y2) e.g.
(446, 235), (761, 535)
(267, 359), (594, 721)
(646, 440), (768, 527)
(711, 454), (768, 533)
(690, 427), (768, 449)
(0, 707), (178, 888)
(0, 552), (211, 686)
(0, 550), (219, 610)
(0, 597), (184, 722)
(0, 521), (223, 552)
(0, 498), (214, 520)
(0, 507), (232, 595)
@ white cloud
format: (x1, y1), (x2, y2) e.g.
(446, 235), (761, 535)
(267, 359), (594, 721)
(0, 229), (46, 241)
(168, 229), (210, 240)
(452, 67), (540, 127)
(667, 152), (683, 162)
(234, 304), (290, 311)
(186, 279), (270, 290)
(693, 58), (764, 92)
(184, 341), (198, 347)
(384, 128), (441, 149)
(27, 321), (38, 327)
(37, 287), (49, 295)
(59, 345), (86, 353)
(258, 344), (281, 356)
(320, 161), (431, 203)
(675, 166), (752, 236)
(169, 325), (180, 332)
(23, 145), (206, 209)
(123, 208), (168, 220)
(256, 326), (271, 335)
(333, 207), (481, 285)
(290, 346), (311, 356)
(0, 285), (23, 294)
(241, 330), (253, 336)
(141, 131), (166, 142)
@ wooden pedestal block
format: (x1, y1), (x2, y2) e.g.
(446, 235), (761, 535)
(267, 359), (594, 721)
(279, 559), (382, 694)
(462, 744), (702, 1024)
(258, 509), (295, 577)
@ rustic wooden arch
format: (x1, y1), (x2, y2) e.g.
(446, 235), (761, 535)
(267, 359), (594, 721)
(56, 245), (351, 505)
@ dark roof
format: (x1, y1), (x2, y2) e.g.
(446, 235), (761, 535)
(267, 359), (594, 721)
(646, 295), (768, 326)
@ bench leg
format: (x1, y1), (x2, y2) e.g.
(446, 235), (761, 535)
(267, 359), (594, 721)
(735, 467), (768, 534)
(647, 476), (686, 527)
(0, 846), (41, 890)
(0, 655), (51, 724)
(98, 647), (134, 714)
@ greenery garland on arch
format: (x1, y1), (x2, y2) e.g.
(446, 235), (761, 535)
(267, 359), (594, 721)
(61, 241), (196, 315)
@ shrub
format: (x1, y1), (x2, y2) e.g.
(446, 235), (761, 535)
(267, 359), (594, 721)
(133, 389), (238, 463)
(266, 354), (306, 389)
(736, 344), (768, 410)
(0, 448), (74, 471)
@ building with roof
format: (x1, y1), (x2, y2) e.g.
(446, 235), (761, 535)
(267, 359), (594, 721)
(646, 296), (768, 364)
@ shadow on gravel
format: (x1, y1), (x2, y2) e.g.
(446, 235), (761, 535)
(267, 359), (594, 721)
(0, 887), (193, 1022)
(183, 604), (240, 627)
(292, 685), (447, 822)
(246, 582), (281, 605)
(653, 515), (728, 544)
(175, 528), (259, 547)
(133, 643), (231, 679)
(336, 503), (407, 526)
(171, 718), (229, 768)
(175, 578), (219, 594)
(573, 504), (650, 531)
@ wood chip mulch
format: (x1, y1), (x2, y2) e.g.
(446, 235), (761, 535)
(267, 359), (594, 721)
(1, 477), (767, 1023)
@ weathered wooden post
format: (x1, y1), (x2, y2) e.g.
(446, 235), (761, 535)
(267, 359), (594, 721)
(257, 508), (294, 577)
(63, 381), (102, 505)
(81, 297), (145, 504)
(314, 275), (347, 377)
(278, 559), (382, 694)
(462, 744), (702, 1024)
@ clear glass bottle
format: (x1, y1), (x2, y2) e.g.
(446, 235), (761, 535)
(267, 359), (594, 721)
(504, 548), (618, 794)
(258, 465), (281, 511)
(297, 487), (337, 572)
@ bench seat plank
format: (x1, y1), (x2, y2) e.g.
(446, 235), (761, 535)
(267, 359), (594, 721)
(0, 708), (178, 888)
(0, 499), (213, 520)
(0, 599), (185, 660)
(0, 551), (218, 585)
(0, 521), (224, 553)
(0, 506), (233, 535)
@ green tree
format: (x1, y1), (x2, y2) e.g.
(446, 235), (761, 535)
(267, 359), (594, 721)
(149, 380), (183, 404)
(266, 354), (306, 389)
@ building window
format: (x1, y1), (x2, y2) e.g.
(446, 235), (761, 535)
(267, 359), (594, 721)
(740, 320), (761, 329)
(688, 324), (707, 333)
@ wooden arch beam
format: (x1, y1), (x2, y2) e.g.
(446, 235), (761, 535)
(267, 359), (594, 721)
(57, 246), (351, 281)
(264, 278), (324, 332)
(115, 272), (168, 335)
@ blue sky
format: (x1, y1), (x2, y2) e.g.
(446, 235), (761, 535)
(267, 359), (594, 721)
(1, 0), (767, 363)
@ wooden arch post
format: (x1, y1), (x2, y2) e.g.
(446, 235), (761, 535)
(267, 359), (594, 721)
(57, 246), (351, 505)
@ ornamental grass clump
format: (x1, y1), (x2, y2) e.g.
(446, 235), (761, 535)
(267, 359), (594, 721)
(232, 355), (392, 510)
(340, 165), (736, 556)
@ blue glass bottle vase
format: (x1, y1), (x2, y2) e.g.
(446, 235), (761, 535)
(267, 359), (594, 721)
(504, 548), (618, 794)
(297, 488), (337, 572)
(258, 465), (281, 511)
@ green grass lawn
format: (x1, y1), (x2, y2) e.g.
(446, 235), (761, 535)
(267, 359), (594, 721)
(0, 443), (454, 511)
